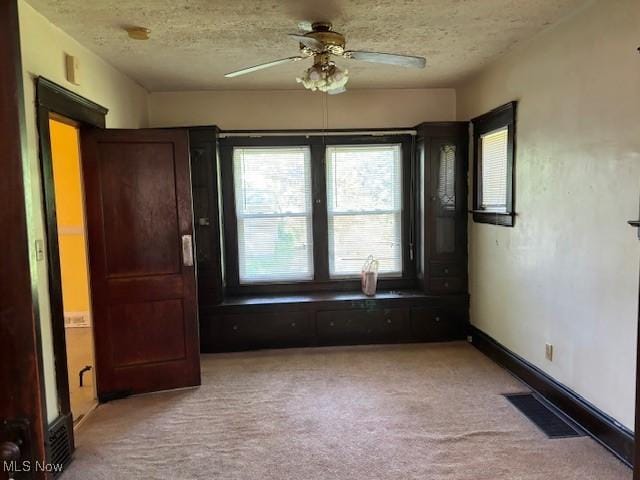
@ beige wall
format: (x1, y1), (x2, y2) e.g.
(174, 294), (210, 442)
(148, 88), (456, 129)
(18, 0), (149, 423)
(457, 0), (640, 429)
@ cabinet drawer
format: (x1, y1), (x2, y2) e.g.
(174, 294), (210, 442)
(316, 308), (408, 345)
(429, 277), (465, 294)
(430, 262), (464, 277)
(221, 312), (313, 349)
(379, 308), (407, 337)
(410, 307), (465, 342)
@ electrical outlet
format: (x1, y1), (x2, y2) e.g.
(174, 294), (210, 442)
(545, 343), (554, 361)
(64, 311), (91, 328)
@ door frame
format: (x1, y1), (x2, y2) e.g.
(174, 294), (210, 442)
(35, 77), (108, 454)
(0, 0), (50, 475)
(636, 254), (640, 479)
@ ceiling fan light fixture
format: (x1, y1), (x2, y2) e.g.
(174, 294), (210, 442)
(296, 62), (349, 93)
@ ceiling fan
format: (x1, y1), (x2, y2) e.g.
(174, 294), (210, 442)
(224, 22), (426, 94)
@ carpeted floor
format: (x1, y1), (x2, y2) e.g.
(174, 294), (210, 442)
(62, 342), (631, 480)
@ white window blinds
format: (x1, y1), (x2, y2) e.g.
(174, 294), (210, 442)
(480, 127), (509, 211)
(326, 144), (402, 278)
(233, 147), (313, 283)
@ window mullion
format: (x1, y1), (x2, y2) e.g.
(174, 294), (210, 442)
(310, 143), (329, 281)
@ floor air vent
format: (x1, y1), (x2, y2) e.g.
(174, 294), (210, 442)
(48, 415), (73, 477)
(504, 393), (584, 439)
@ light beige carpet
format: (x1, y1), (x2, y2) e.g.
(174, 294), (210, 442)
(62, 342), (631, 480)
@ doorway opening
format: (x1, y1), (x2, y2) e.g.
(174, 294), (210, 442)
(48, 117), (97, 427)
(36, 77), (108, 466)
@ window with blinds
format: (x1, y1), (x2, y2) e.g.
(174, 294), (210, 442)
(326, 144), (403, 278)
(480, 126), (508, 212)
(233, 147), (313, 283)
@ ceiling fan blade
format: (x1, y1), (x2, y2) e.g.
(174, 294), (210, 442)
(345, 51), (426, 68)
(224, 56), (304, 78)
(288, 33), (324, 52)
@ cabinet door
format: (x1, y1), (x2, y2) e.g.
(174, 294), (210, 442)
(429, 138), (463, 261)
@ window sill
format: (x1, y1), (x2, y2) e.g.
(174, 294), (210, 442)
(224, 278), (416, 297)
(221, 289), (426, 306)
(469, 210), (515, 227)
(203, 289), (468, 314)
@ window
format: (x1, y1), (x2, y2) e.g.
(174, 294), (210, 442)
(479, 127), (508, 211)
(233, 147), (313, 283)
(221, 135), (412, 292)
(472, 101), (516, 226)
(326, 145), (403, 277)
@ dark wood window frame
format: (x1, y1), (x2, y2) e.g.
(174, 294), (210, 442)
(218, 133), (416, 295)
(471, 101), (517, 227)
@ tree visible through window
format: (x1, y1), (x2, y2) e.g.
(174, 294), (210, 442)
(233, 147), (313, 283)
(226, 137), (409, 288)
(326, 144), (403, 277)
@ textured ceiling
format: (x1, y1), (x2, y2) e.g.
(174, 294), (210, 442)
(27, 0), (586, 91)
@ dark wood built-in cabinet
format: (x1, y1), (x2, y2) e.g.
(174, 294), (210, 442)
(200, 292), (467, 352)
(189, 127), (224, 305)
(191, 123), (470, 353)
(415, 123), (469, 296)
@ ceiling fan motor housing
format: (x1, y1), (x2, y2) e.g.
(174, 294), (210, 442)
(305, 22), (345, 55)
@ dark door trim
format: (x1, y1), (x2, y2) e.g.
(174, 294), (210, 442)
(636, 273), (640, 479)
(0, 0), (48, 474)
(35, 77), (108, 454)
(634, 216), (640, 479)
(37, 78), (108, 127)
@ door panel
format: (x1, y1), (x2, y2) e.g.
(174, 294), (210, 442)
(100, 142), (181, 277)
(81, 128), (200, 399)
(108, 299), (187, 367)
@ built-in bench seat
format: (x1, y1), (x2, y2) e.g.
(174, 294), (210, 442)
(199, 290), (468, 352)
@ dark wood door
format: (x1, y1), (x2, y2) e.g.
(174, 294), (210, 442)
(0, 0), (48, 476)
(81, 128), (200, 400)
